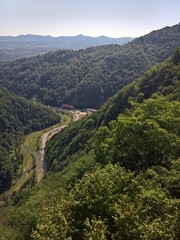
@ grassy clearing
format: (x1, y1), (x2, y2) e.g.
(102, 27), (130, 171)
(61, 112), (72, 125)
(0, 112), (72, 202)
(2, 148), (36, 200)
(20, 149), (34, 173)
(12, 170), (34, 192)
(24, 130), (43, 151)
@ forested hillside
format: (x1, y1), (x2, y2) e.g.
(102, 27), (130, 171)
(0, 87), (60, 193)
(45, 48), (180, 172)
(0, 35), (133, 62)
(0, 49), (179, 239)
(0, 24), (179, 108)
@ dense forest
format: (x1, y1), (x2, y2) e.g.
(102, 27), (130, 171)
(0, 48), (179, 239)
(0, 87), (60, 193)
(0, 24), (179, 108)
(45, 48), (180, 171)
(0, 35), (133, 62)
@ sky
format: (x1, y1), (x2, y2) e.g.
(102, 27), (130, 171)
(0, 0), (179, 38)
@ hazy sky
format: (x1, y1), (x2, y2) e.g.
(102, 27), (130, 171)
(0, 0), (179, 37)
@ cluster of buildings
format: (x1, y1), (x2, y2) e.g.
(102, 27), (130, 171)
(61, 104), (97, 113)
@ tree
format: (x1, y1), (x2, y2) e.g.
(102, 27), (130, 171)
(94, 96), (180, 170)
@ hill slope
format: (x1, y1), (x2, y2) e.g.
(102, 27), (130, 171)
(0, 87), (60, 193)
(45, 48), (180, 172)
(0, 34), (133, 62)
(0, 49), (179, 240)
(0, 24), (179, 108)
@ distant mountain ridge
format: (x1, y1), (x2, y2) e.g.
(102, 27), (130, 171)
(0, 34), (133, 43)
(0, 34), (133, 61)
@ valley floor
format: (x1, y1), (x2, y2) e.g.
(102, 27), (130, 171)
(0, 109), (87, 202)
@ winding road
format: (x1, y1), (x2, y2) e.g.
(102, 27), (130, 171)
(36, 110), (87, 182)
(36, 124), (67, 182)
(0, 110), (87, 202)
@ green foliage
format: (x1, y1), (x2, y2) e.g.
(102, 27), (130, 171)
(0, 87), (60, 193)
(2, 97), (179, 239)
(31, 201), (70, 240)
(144, 159), (180, 199)
(0, 224), (19, 240)
(45, 48), (180, 172)
(83, 217), (107, 240)
(28, 163), (179, 239)
(24, 131), (43, 151)
(0, 24), (179, 108)
(172, 46), (180, 65)
(94, 96), (180, 170)
(46, 116), (94, 172)
(0, 30), (180, 240)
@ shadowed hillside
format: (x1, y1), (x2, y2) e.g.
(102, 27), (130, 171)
(0, 87), (60, 193)
(45, 47), (180, 172)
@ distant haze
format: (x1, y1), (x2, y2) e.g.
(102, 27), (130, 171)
(0, 0), (179, 37)
(0, 34), (133, 61)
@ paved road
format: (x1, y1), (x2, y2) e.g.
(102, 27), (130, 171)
(36, 110), (87, 182)
(36, 124), (68, 182)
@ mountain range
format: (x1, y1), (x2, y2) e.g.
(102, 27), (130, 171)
(0, 34), (133, 62)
